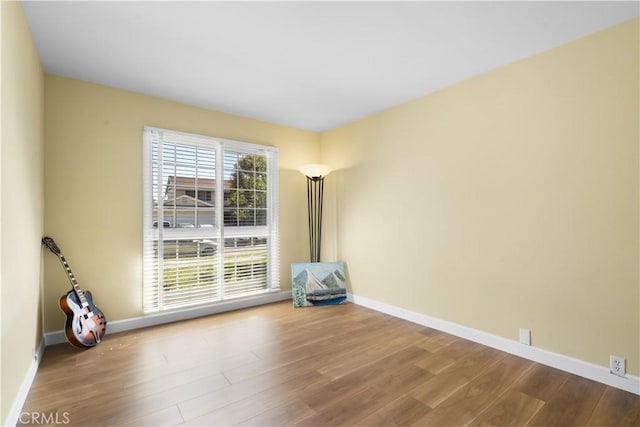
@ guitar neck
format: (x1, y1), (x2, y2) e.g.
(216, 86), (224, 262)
(58, 254), (88, 306)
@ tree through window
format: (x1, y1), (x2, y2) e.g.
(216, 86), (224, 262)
(224, 153), (267, 226)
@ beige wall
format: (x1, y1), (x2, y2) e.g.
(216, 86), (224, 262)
(1, 1), (45, 422)
(43, 75), (319, 332)
(322, 18), (639, 375)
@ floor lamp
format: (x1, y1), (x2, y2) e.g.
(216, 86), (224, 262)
(299, 164), (332, 263)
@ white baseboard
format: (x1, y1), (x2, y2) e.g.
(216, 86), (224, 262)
(45, 290), (292, 346)
(4, 339), (46, 427)
(348, 293), (639, 395)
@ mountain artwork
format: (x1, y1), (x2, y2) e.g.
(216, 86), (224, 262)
(291, 262), (347, 307)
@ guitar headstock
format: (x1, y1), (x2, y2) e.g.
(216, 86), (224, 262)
(42, 236), (62, 255)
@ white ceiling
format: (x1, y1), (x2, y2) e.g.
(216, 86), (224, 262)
(22, 1), (639, 132)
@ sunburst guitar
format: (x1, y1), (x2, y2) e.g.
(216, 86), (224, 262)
(42, 236), (107, 348)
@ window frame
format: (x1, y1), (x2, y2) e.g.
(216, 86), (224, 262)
(142, 126), (280, 313)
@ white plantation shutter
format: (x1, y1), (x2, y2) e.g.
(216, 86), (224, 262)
(143, 127), (279, 313)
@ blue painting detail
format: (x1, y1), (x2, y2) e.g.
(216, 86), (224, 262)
(291, 262), (347, 307)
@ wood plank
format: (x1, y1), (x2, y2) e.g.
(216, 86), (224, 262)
(468, 390), (544, 427)
(415, 328), (463, 352)
(299, 365), (433, 426)
(410, 345), (506, 408)
(513, 362), (571, 402)
(413, 354), (533, 426)
(114, 405), (184, 426)
(179, 370), (326, 425)
(178, 362), (327, 421)
(587, 386), (640, 426)
(415, 337), (484, 374)
(313, 329), (431, 381)
(356, 395), (432, 426)
(527, 374), (606, 426)
(74, 371), (230, 425)
(235, 398), (316, 427)
(300, 346), (432, 413)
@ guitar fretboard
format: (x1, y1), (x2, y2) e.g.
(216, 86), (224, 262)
(58, 254), (88, 306)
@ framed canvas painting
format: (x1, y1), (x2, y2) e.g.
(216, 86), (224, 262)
(291, 262), (347, 307)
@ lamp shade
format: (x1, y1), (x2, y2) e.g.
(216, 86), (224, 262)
(299, 164), (332, 178)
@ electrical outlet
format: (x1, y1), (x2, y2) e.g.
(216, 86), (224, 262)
(519, 328), (531, 346)
(610, 355), (625, 377)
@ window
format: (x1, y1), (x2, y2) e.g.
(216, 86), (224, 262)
(185, 190), (212, 202)
(143, 127), (279, 313)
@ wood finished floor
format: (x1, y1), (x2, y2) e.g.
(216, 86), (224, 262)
(20, 301), (639, 426)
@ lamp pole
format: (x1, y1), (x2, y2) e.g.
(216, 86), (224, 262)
(299, 164), (331, 263)
(306, 175), (324, 263)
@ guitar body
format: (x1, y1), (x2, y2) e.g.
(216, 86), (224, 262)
(59, 289), (107, 348)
